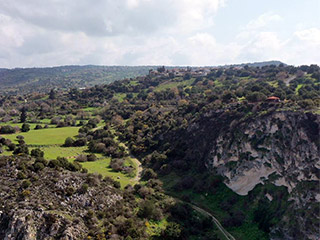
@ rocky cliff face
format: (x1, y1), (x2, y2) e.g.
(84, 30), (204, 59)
(207, 111), (319, 196)
(0, 156), (122, 240)
(203, 111), (319, 239)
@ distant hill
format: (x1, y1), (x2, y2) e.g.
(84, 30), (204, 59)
(221, 60), (286, 68)
(0, 65), (154, 95)
(0, 61), (286, 95)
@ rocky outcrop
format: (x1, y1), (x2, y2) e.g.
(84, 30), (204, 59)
(0, 156), (123, 240)
(203, 111), (319, 239)
(207, 111), (319, 196)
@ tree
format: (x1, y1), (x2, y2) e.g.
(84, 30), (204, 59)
(246, 92), (267, 102)
(221, 90), (236, 103)
(0, 125), (16, 134)
(64, 137), (74, 147)
(31, 148), (44, 158)
(49, 89), (56, 100)
(20, 107), (27, 123)
(141, 168), (157, 180)
(160, 222), (182, 239)
(137, 200), (161, 220)
(21, 123), (30, 132)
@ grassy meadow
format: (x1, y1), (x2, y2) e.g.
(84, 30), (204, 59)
(3, 126), (80, 145)
(0, 120), (139, 188)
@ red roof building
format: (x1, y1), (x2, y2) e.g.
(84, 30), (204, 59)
(266, 96), (280, 102)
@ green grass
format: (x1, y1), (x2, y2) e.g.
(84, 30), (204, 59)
(113, 93), (127, 102)
(161, 172), (269, 240)
(129, 80), (139, 86)
(82, 107), (97, 112)
(268, 81), (279, 88)
(154, 78), (195, 92)
(79, 156), (135, 188)
(1, 122), (139, 189)
(2, 127), (80, 145)
(32, 146), (88, 160)
(295, 84), (303, 94)
(146, 218), (168, 236)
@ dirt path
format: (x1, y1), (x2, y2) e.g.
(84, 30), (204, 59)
(173, 198), (236, 240)
(111, 128), (234, 239)
(114, 134), (142, 184)
(284, 75), (297, 86)
(190, 204), (236, 240)
(130, 156), (143, 183)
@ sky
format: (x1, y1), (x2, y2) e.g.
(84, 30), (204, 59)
(0, 0), (319, 68)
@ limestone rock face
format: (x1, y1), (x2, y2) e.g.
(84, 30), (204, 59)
(203, 111), (319, 239)
(207, 112), (319, 196)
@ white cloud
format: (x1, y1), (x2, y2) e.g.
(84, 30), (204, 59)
(0, 1), (319, 67)
(244, 12), (282, 30)
(294, 28), (320, 45)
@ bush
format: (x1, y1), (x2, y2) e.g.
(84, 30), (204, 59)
(73, 138), (86, 147)
(31, 148), (44, 158)
(13, 144), (29, 155)
(87, 154), (97, 162)
(141, 168), (157, 180)
(246, 92), (267, 102)
(138, 200), (162, 221)
(75, 154), (87, 162)
(78, 183), (89, 194)
(21, 179), (31, 189)
(33, 162), (45, 172)
(34, 124), (43, 130)
(64, 137), (74, 147)
(17, 171), (27, 179)
(8, 143), (16, 151)
(160, 222), (182, 240)
(21, 123), (30, 132)
(0, 125), (16, 134)
(113, 181), (121, 189)
(110, 158), (124, 172)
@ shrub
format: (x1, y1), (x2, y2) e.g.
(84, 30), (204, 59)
(79, 183), (89, 194)
(21, 123), (30, 132)
(75, 154), (87, 162)
(33, 162), (45, 172)
(64, 137), (74, 147)
(0, 125), (15, 134)
(65, 186), (75, 196)
(34, 124), (43, 130)
(21, 179), (31, 189)
(110, 158), (124, 172)
(138, 200), (162, 221)
(141, 168), (157, 180)
(113, 181), (121, 189)
(160, 222), (182, 239)
(17, 171), (27, 179)
(31, 148), (44, 158)
(87, 154), (97, 162)
(8, 143), (16, 151)
(73, 138), (86, 147)
(13, 145), (29, 155)
(21, 190), (31, 198)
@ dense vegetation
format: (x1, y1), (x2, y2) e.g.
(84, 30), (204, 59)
(0, 65), (153, 95)
(0, 63), (319, 239)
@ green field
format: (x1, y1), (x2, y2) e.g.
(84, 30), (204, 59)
(1, 127), (80, 145)
(154, 78), (195, 92)
(80, 156), (135, 187)
(113, 93), (127, 102)
(1, 123), (139, 188)
(32, 146), (88, 159)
